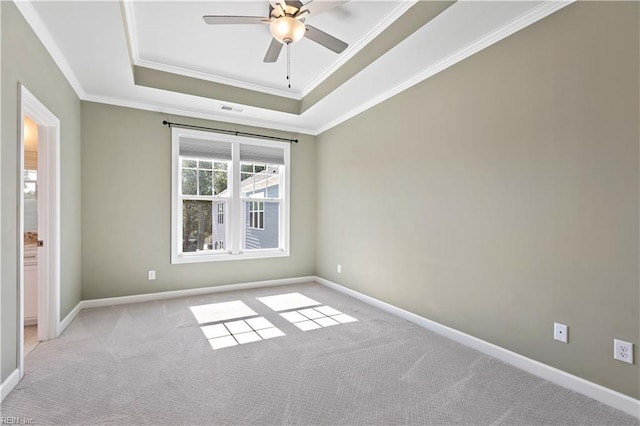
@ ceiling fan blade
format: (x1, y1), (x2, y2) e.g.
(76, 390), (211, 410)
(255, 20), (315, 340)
(305, 25), (347, 54)
(301, 1), (349, 17)
(293, 9), (309, 19)
(264, 38), (284, 63)
(203, 15), (266, 25)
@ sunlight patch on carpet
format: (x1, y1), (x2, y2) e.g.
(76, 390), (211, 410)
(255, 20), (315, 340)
(280, 305), (357, 331)
(189, 300), (257, 324)
(201, 316), (285, 350)
(256, 292), (321, 312)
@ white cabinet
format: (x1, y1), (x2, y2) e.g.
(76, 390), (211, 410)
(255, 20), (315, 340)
(24, 248), (38, 325)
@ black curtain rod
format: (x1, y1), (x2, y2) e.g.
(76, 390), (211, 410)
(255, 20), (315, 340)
(162, 120), (298, 144)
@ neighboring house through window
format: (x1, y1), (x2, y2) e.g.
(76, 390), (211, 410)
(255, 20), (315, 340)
(171, 128), (290, 263)
(248, 201), (264, 229)
(217, 203), (224, 224)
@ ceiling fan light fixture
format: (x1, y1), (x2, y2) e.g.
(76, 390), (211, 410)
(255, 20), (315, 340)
(270, 16), (305, 44)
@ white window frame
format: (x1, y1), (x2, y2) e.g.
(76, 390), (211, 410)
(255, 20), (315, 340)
(171, 128), (290, 263)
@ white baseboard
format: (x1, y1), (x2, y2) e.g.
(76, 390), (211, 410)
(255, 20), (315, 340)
(24, 317), (38, 326)
(81, 276), (316, 309)
(58, 301), (82, 336)
(1, 369), (20, 402)
(315, 276), (640, 419)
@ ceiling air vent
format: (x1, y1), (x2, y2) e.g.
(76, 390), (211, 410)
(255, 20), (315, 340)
(220, 105), (244, 113)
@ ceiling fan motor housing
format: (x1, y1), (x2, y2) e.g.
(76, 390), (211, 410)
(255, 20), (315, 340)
(269, 0), (304, 19)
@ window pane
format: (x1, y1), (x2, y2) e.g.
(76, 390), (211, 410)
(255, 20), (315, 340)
(182, 200), (214, 253)
(244, 201), (279, 250)
(212, 201), (227, 250)
(24, 182), (37, 199)
(214, 171), (228, 195)
(199, 170), (213, 196)
(241, 163), (280, 198)
(182, 169), (197, 195)
(240, 163), (255, 198)
(199, 160), (212, 170)
(266, 166), (281, 198)
(182, 159), (196, 168)
(214, 162), (228, 171)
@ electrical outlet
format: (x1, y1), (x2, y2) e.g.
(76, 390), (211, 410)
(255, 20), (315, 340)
(148, 270), (156, 280)
(614, 339), (633, 364)
(554, 322), (568, 343)
(337, 264), (342, 273)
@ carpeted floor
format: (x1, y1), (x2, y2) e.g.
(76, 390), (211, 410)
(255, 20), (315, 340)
(1, 282), (638, 425)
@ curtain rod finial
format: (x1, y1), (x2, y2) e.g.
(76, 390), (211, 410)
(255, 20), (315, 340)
(163, 120), (169, 126)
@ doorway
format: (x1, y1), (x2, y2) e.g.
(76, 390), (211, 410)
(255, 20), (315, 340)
(23, 115), (39, 356)
(18, 84), (61, 379)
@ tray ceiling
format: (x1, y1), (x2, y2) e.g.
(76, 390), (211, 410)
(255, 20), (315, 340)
(16, 1), (573, 135)
(127, 1), (408, 98)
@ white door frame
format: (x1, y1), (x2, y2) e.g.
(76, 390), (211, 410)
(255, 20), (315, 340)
(18, 84), (61, 379)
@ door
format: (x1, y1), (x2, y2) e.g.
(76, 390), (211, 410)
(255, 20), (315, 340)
(18, 84), (61, 379)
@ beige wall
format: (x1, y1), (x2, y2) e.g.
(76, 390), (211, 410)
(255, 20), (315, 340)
(1, 2), (82, 382)
(80, 102), (316, 300)
(316, 2), (639, 398)
(1, 0), (638, 403)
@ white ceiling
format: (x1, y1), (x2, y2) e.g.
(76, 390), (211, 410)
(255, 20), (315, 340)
(128, 1), (409, 98)
(16, 0), (573, 135)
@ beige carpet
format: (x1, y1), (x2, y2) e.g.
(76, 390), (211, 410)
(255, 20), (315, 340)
(23, 325), (39, 357)
(2, 282), (637, 425)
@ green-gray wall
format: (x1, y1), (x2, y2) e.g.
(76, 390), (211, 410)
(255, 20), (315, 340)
(2, 0), (638, 404)
(316, 1), (639, 399)
(80, 102), (316, 300)
(1, 2), (82, 382)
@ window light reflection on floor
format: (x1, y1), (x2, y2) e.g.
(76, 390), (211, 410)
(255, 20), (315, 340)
(280, 306), (357, 331)
(256, 292), (321, 312)
(189, 300), (258, 324)
(200, 317), (286, 350)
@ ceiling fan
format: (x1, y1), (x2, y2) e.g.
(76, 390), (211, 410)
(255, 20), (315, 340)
(203, 1), (349, 63)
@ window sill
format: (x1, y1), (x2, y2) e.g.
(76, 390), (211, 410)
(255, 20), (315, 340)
(171, 249), (289, 264)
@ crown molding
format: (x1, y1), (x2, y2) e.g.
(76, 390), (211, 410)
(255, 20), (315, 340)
(299, 0), (416, 99)
(120, 0), (139, 67)
(121, 0), (303, 100)
(16, 0), (576, 139)
(314, 0), (574, 135)
(81, 93), (315, 136)
(13, 0), (86, 99)
(81, 0), (573, 140)
(120, 0), (415, 101)
(136, 58), (302, 100)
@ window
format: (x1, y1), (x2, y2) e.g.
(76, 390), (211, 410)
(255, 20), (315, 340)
(180, 159), (228, 253)
(217, 203), (224, 225)
(172, 128), (290, 263)
(248, 201), (264, 229)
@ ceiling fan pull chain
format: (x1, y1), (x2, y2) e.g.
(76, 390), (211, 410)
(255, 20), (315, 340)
(287, 43), (291, 89)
